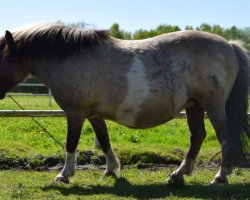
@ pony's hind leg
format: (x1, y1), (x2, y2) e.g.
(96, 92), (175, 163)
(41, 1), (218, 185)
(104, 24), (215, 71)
(207, 107), (233, 184)
(55, 111), (85, 183)
(169, 101), (206, 185)
(89, 118), (120, 177)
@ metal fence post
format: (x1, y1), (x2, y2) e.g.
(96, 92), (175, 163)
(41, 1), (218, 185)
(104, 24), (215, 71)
(94, 136), (101, 148)
(48, 89), (52, 107)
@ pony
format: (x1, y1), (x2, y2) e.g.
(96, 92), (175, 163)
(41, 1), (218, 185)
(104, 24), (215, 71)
(0, 23), (249, 185)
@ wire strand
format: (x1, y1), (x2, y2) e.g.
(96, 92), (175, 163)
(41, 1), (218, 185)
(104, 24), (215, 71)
(9, 95), (65, 149)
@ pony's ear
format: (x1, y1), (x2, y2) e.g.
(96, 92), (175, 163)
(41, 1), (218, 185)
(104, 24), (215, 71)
(5, 30), (17, 51)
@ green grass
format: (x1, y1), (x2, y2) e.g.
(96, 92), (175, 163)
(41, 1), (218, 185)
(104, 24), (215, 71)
(0, 96), (249, 165)
(0, 96), (250, 199)
(0, 168), (249, 199)
(0, 95), (60, 110)
(0, 95), (220, 164)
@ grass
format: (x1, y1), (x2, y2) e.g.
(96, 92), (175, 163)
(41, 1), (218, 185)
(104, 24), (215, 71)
(0, 95), (220, 165)
(1, 95), (60, 110)
(0, 168), (249, 199)
(0, 95), (250, 199)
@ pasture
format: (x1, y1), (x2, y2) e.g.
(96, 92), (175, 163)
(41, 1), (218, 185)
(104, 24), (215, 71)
(0, 96), (220, 165)
(0, 96), (249, 199)
(0, 168), (250, 199)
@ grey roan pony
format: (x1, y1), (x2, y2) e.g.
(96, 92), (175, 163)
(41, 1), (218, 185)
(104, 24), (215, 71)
(0, 23), (249, 185)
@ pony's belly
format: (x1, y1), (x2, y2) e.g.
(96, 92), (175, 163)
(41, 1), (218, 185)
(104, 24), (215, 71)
(114, 113), (173, 128)
(114, 102), (174, 129)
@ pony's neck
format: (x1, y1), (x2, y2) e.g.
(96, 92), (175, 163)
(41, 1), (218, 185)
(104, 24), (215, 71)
(21, 59), (54, 86)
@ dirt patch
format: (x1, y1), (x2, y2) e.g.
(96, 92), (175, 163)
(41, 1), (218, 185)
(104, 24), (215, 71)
(0, 150), (182, 171)
(1, 150), (248, 171)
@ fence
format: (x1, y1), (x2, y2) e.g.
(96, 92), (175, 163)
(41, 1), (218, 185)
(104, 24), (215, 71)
(3, 82), (250, 148)
(0, 110), (187, 148)
(7, 83), (53, 106)
(1, 95), (250, 147)
(0, 110), (65, 117)
(3, 81), (250, 117)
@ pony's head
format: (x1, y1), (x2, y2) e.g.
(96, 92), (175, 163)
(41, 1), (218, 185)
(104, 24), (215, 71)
(0, 31), (27, 99)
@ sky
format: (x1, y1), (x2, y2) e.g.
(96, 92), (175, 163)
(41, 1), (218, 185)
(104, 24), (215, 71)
(0, 0), (250, 35)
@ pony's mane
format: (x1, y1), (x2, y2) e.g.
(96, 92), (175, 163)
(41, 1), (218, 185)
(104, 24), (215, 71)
(4, 23), (110, 61)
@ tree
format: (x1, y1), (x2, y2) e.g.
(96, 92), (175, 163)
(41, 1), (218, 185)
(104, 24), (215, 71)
(155, 24), (181, 34)
(107, 23), (250, 51)
(211, 25), (224, 37)
(243, 27), (250, 50)
(224, 26), (245, 40)
(197, 23), (212, 32)
(109, 23), (131, 39)
(185, 25), (194, 30)
(133, 29), (157, 39)
(133, 25), (180, 40)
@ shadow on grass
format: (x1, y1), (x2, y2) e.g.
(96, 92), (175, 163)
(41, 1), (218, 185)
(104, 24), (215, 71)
(42, 177), (250, 199)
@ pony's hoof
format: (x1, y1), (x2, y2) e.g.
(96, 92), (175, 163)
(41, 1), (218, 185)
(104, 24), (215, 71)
(55, 175), (70, 184)
(168, 172), (185, 186)
(103, 171), (118, 179)
(210, 176), (228, 185)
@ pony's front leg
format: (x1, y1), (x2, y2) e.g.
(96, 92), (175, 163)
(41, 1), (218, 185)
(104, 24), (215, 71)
(169, 104), (206, 185)
(89, 118), (120, 178)
(55, 112), (85, 183)
(56, 151), (76, 183)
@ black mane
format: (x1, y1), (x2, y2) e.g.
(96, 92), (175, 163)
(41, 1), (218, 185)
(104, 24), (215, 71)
(10, 23), (110, 61)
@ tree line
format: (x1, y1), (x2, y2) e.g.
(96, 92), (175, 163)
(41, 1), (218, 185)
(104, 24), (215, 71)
(109, 23), (250, 50)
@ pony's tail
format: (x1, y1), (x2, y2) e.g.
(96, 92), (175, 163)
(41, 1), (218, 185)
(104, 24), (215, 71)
(226, 41), (250, 166)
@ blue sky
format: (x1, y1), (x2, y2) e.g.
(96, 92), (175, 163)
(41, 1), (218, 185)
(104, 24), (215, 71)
(0, 0), (250, 35)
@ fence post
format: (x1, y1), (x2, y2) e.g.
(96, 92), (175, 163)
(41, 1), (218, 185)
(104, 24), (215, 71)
(94, 136), (101, 148)
(48, 89), (52, 107)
